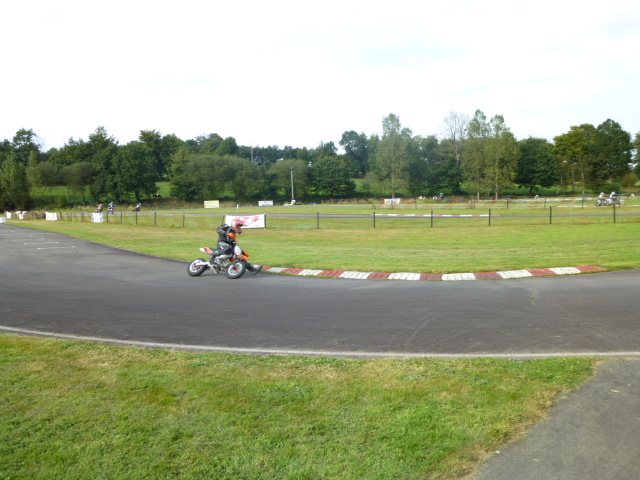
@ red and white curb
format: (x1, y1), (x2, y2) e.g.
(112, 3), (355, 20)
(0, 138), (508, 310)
(261, 265), (606, 281)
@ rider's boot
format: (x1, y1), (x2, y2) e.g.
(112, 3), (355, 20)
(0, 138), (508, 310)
(248, 263), (263, 275)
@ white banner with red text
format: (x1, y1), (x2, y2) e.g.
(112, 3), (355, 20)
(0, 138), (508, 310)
(223, 214), (265, 229)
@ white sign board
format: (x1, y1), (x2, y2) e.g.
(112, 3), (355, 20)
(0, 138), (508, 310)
(204, 200), (220, 208)
(45, 212), (59, 221)
(258, 200), (274, 207)
(384, 198), (401, 204)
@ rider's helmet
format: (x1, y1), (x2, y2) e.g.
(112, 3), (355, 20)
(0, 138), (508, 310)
(231, 219), (245, 234)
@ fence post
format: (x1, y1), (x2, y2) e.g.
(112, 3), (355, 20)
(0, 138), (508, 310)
(154, 212), (157, 226)
(549, 206), (552, 224)
(613, 203), (616, 224)
(136, 211), (138, 225)
(489, 208), (492, 226)
(264, 213), (268, 229)
(431, 209), (434, 228)
(120, 212), (123, 224)
(183, 214), (185, 228)
(373, 212), (376, 229)
(317, 212), (320, 229)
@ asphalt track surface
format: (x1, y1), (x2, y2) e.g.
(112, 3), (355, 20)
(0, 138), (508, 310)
(4, 223), (640, 479)
(2, 223), (640, 358)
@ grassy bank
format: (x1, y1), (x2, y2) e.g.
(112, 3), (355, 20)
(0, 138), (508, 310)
(10, 218), (640, 273)
(0, 335), (597, 480)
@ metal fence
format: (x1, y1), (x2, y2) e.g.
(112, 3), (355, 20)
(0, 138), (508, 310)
(13, 205), (640, 230)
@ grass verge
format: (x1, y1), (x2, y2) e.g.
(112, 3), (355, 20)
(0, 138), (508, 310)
(9, 218), (640, 273)
(0, 335), (597, 480)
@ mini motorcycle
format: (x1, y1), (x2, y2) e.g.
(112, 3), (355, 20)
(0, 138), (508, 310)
(596, 197), (624, 207)
(187, 245), (250, 279)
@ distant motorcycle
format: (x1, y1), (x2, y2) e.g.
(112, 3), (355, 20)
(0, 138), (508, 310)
(187, 245), (251, 279)
(596, 196), (624, 207)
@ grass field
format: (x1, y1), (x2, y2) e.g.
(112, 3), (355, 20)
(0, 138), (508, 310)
(9, 216), (640, 273)
(0, 335), (596, 480)
(2, 211), (636, 479)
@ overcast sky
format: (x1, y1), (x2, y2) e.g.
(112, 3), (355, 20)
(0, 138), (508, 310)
(2, 0), (639, 151)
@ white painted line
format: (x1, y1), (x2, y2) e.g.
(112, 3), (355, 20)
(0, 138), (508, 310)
(36, 246), (76, 250)
(443, 273), (476, 281)
(339, 271), (372, 279)
(351, 272), (372, 279)
(1, 326), (638, 359)
(388, 272), (421, 280)
(265, 267), (287, 273)
(299, 269), (324, 276)
(498, 270), (533, 279)
(549, 267), (582, 275)
(24, 242), (59, 245)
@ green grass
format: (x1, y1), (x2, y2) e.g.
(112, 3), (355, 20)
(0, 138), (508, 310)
(11, 217), (640, 273)
(0, 335), (597, 480)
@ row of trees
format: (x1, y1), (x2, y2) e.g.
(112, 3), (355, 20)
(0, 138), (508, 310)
(1, 111), (639, 210)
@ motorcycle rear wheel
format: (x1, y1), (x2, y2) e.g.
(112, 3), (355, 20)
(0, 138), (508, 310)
(187, 258), (208, 277)
(226, 261), (246, 279)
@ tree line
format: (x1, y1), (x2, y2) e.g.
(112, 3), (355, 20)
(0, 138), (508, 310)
(1, 110), (639, 210)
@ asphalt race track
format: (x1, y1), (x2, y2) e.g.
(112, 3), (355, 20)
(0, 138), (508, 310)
(2, 224), (640, 358)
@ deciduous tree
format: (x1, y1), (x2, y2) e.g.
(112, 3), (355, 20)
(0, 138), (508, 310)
(553, 124), (596, 192)
(592, 119), (632, 181)
(110, 142), (158, 201)
(517, 138), (560, 195)
(339, 131), (370, 176)
(311, 156), (356, 198)
(370, 114), (413, 198)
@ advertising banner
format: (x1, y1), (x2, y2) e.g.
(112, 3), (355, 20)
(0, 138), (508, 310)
(91, 213), (104, 223)
(204, 200), (220, 208)
(223, 214), (265, 229)
(45, 212), (59, 221)
(258, 200), (274, 207)
(384, 198), (401, 205)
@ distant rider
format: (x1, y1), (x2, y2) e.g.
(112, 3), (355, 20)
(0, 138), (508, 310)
(215, 219), (262, 275)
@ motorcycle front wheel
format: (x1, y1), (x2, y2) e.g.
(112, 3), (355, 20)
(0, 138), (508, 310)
(225, 261), (247, 279)
(187, 258), (208, 277)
